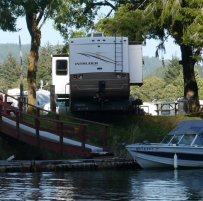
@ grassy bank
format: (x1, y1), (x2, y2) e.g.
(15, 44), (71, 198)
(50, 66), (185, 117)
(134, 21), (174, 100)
(108, 115), (201, 157)
(0, 114), (201, 160)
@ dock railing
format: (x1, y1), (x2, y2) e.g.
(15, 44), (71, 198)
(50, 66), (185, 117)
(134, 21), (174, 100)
(0, 91), (110, 157)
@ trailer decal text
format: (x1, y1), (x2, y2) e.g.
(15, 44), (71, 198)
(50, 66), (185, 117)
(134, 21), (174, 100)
(78, 52), (115, 65)
(75, 61), (98, 66)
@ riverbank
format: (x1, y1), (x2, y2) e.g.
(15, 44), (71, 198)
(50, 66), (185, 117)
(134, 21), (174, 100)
(0, 114), (201, 160)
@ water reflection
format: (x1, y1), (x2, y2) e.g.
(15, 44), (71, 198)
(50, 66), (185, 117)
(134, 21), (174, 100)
(0, 169), (203, 200)
(133, 169), (203, 200)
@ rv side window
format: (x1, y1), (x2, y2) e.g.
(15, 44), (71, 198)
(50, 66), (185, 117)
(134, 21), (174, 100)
(56, 60), (68, 75)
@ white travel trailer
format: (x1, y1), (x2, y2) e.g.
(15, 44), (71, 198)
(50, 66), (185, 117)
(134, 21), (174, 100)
(52, 34), (143, 112)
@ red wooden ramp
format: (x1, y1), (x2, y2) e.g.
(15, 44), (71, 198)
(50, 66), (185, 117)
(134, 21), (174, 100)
(0, 92), (110, 158)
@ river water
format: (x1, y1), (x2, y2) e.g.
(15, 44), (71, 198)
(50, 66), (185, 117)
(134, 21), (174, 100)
(0, 169), (203, 201)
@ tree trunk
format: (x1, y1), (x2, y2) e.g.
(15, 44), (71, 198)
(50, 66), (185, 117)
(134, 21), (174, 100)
(180, 44), (199, 113)
(26, 15), (41, 114)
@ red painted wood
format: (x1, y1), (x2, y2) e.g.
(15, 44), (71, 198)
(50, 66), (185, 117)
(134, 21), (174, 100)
(0, 91), (110, 157)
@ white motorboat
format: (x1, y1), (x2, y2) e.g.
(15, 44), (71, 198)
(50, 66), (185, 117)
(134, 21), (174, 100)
(126, 120), (203, 169)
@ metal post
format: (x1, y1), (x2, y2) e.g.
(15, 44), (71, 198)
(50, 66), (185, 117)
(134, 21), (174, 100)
(80, 124), (86, 154)
(19, 35), (24, 102)
(4, 94), (7, 114)
(18, 98), (23, 122)
(35, 117), (40, 147)
(16, 110), (20, 140)
(0, 95), (3, 130)
(50, 85), (56, 113)
(103, 126), (108, 151)
(59, 122), (64, 154)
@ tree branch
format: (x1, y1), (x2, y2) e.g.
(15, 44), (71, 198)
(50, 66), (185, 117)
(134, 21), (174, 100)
(37, 10), (45, 26)
(38, 1), (54, 30)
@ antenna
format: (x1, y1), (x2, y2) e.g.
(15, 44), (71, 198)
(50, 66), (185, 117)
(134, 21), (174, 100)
(19, 35), (24, 101)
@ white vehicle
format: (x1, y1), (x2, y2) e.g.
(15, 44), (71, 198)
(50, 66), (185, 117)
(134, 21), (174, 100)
(7, 88), (58, 114)
(7, 88), (28, 107)
(52, 34), (143, 112)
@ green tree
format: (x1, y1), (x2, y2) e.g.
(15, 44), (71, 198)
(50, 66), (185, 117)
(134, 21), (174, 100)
(0, 0), (20, 31)
(0, 0), (62, 112)
(53, 1), (146, 40)
(53, 2), (97, 41)
(195, 70), (203, 100)
(164, 57), (182, 84)
(97, 4), (151, 41)
(131, 76), (165, 102)
(150, 0), (203, 112)
(0, 1), (73, 113)
(0, 0), (110, 113)
(0, 54), (22, 91)
(131, 58), (203, 103)
(20, 1), (64, 113)
(97, 1), (203, 113)
(162, 84), (179, 101)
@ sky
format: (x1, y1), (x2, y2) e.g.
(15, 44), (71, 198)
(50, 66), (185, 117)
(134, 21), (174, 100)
(0, 17), (181, 60)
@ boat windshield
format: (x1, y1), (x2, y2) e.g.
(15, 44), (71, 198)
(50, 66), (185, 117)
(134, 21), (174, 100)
(161, 135), (173, 144)
(193, 134), (203, 146)
(170, 134), (183, 144)
(178, 134), (196, 145)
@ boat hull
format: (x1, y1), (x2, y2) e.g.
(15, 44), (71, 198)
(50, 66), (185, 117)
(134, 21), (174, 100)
(126, 144), (203, 169)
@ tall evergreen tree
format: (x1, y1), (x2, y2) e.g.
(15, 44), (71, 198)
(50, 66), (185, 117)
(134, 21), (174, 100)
(0, 54), (22, 91)
(164, 57), (182, 85)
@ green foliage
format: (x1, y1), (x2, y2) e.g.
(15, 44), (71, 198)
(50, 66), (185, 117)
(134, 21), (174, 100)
(0, 44), (59, 92)
(108, 115), (196, 156)
(97, 4), (152, 41)
(0, 54), (23, 91)
(70, 31), (86, 38)
(0, 0), (69, 111)
(131, 76), (165, 102)
(97, 1), (203, 58)
(131, 57), (203, 102)
(195, 70), (203, 100)
(0, 0), (21, 31)
(164, 57), (182, 84)
(157, 1), (203, 47)
(131, 58), (184, 102)
(53, 1), (97, 40)
(96, 0), (203, 112)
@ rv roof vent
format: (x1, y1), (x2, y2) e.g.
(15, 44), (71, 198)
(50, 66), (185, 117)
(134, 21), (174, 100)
(91, 33), (104, 37)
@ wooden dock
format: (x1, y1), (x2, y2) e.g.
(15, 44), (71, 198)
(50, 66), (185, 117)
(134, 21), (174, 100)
(0, 158), (140, 173)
